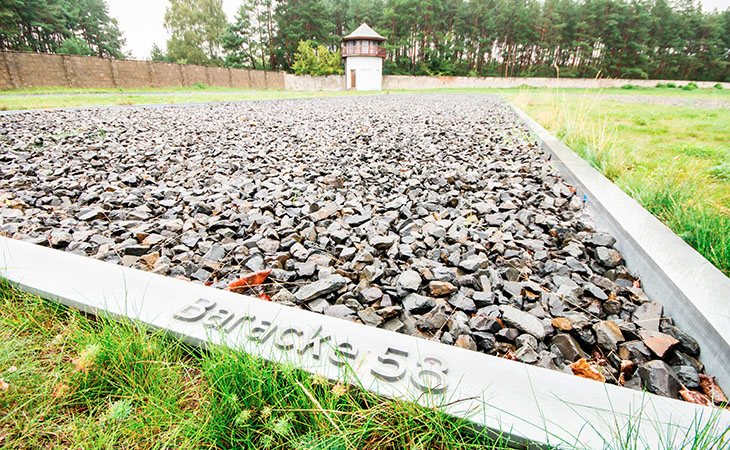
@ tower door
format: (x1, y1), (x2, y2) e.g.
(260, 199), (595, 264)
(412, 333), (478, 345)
(350, 69), (356, 89)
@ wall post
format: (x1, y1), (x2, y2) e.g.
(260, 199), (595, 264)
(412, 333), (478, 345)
(60, 55), (75, 88)
(2, 52), (21, 89)
(109, 59), (120, 88)
(147, 61), (157, 87)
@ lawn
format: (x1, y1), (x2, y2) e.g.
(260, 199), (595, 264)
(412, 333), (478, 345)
(508, 87), (730, 275)
(0, 281), (508, 449)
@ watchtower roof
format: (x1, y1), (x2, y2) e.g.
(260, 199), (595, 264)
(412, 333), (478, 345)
(343, 23), (386, 42)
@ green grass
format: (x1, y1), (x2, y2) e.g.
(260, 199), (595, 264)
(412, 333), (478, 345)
(510, 88), (730, 275)
(1, 84), (728, 111)
(2, 281), (729, 449)
(0, 281), (510, 449)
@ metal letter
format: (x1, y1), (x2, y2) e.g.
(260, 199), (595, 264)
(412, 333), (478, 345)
(275, 326), (304, 350)
(248, 320), (278, 343)
(329, 341), (358, 367)
(371, 347), (409, 382)
(173, 298), (216, 322)
(298, 326), (331, 360)
(202, 308), (234, 329)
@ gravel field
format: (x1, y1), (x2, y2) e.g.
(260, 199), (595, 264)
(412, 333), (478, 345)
(0, 94), (723, 404)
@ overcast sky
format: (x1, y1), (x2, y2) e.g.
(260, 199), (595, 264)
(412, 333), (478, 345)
(108, 0), (730, 60)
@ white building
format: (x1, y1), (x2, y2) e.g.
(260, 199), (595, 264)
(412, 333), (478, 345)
(342, 23), (386, 91)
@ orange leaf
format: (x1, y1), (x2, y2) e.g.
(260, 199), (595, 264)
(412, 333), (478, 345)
(570, 358), (606, 382)
(228, 269), (272, 291)
(699, 374), (729, 404)
(52, 383), (70, 399)
(680, 388), (711, 406)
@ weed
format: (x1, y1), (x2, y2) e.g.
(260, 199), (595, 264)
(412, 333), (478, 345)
(682, 82), (698, 91)
(621, 84), (637, 90)
(192, 82), (209, 89)
(709, 161), (730, 181)
(0, 280), (509, 449)
(512, 88), (730, 275)
(713, 83), (723, 90)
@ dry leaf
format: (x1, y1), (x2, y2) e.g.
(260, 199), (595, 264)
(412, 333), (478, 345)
(0, 378), (8, 392)
(6, 366), (17, 374)
(228, 269), (272, 292)
(73, 344), (100, 374)
(570, 358), (606, 382)
(699, 374), (728, 404)
(52, 383), (70, 399)
(680, 388), (711, 406)
(139, 252), (159, 269)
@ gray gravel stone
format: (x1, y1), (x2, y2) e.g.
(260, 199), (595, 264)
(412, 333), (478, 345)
(0, 94), (713, 403)
(403, 293), (436, 314)
(638, 360), (681, 399)
(295, 275), (348, 302)
(500, 305), (546, 339)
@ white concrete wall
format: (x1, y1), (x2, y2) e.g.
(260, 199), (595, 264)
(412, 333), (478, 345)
(281, 74), (730, 91)
(382, 75), (730, 90)
(284, 73), (344, 91)
(345, 56), (383, 91)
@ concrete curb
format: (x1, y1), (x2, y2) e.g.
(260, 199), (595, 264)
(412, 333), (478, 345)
(508, 102), (730, 392)
(2, 236), (729, 448)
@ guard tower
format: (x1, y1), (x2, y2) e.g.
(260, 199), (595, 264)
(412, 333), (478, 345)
(342, 23), (386, 91)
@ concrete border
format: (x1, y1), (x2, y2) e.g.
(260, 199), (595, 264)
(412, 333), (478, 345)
(2, 237), (729, 448)
(508, 102), (730, 392)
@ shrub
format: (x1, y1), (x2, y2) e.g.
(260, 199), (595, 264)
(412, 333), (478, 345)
(621, 84), (637, 90)
(620, 68), (648, 79)
(292, 40), (343, 76)
(682, 82), (698, 91)
(666, 82), (677, 88)
(714, 83), (724, 89)
(709, 161), (730, 180)
(57, 37), (95, 56)
(192, 82), (209, 89)
(656, 82), (668, 88)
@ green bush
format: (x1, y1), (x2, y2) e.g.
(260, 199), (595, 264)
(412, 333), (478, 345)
(192, 82), (209, 89)
(621, 84), (637, 89)
(292, 40), (343, 76)
(666, 82), (677, 88)
(709, 161), (730, 180)
(57, 37), (95, 56)
(714, 83), (724, 89)
(620, 68), (648, 79)
(682, 82), (698, 91)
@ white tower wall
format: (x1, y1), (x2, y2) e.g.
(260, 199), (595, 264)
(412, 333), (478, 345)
(345, 56), (383, 91)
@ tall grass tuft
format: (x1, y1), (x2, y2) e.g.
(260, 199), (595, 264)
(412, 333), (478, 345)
(2, 281), (729, 448)
(512, 88), (729, 276)
(625, 174), (730, 274)
(0, 280), (509, 449)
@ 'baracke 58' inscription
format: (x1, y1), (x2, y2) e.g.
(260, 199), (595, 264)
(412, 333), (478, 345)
(173, 298), (449, 394)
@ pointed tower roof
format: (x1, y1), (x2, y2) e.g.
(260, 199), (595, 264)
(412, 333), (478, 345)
(343, 23), (386, 42)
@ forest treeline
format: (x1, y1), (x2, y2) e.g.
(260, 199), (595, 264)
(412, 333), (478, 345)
(0, 0), (124, 58)
(1, 0), (729, 81)
(213, 0), (730, 81)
